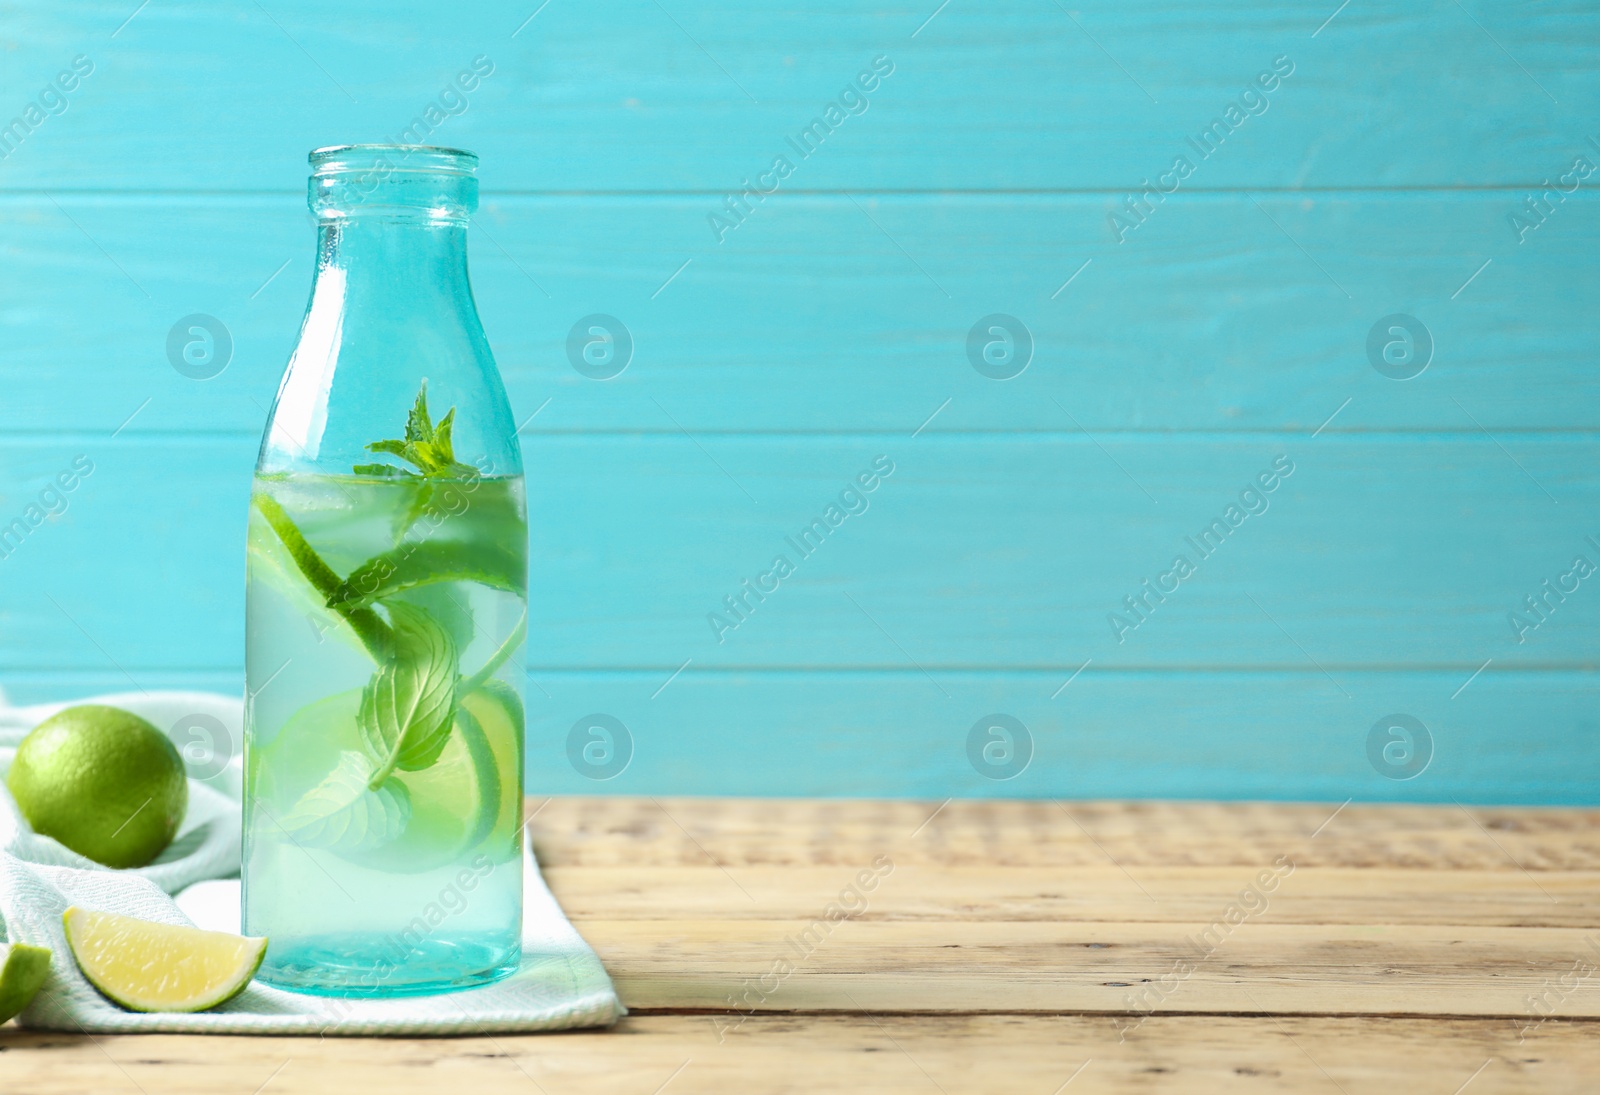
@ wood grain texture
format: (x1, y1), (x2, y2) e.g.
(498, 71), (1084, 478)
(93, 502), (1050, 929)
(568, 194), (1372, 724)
(3, 1015), (1597, 1095)
(4, 797), (1599, 1092)
(586, 919), (1600, 1015)
(524, 797), (1600, 870)
(528, 798), (1600, 1015)
(543, 866), (1600, 927)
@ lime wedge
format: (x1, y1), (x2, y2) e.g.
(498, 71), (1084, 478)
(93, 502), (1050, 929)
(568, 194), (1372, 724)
(460, 680), (525, 844)
(275, 750), (411, 854)
(250, 689), (365, 805)
(0, 942), (52, 1023)
(63, 908), (265, 1013)
(257, 683), (522, 873)
(358, 699), (503, 872)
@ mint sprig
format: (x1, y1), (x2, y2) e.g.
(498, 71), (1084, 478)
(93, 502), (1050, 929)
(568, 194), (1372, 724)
(253, 382), (524, 800)
(359, 603), (459, 789)
(353, 380), (479, 480)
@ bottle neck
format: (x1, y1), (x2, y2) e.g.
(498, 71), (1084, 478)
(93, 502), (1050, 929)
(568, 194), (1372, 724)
(311, 215), (472, 309)
(278, 212), (490, 465)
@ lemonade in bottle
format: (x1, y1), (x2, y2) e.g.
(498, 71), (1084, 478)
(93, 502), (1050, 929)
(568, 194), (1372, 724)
(243, 146), (525, 996)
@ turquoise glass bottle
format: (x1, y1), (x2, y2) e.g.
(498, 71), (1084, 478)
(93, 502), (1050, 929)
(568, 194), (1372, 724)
(242, 146), (526, 996)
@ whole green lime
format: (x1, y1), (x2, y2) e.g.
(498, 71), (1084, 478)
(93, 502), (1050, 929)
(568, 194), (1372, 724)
(7, 705), (188, 869)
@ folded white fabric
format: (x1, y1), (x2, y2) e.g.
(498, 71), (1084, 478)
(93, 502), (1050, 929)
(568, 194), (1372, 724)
(0, 689), (623, 1035)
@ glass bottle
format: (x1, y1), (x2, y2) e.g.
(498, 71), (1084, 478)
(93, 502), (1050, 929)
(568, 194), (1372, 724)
(242, 145), (526, 997)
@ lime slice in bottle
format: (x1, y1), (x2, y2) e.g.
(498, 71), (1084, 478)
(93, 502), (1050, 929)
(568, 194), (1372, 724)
(0, 942), (52, 1023)
(250, 689), (367, 815)
(259, 682), (519, 873)
(63, 908), (265, 1013)
(459, 680), (524, 843)
(360, 689), (516, 872)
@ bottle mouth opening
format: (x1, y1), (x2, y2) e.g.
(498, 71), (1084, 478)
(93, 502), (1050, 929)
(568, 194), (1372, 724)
(310, 144), (479, 179)
(309, 145), (479, 220)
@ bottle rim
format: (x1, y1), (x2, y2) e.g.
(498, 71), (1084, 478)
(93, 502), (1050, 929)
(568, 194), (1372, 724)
(309, 144), (479, 178)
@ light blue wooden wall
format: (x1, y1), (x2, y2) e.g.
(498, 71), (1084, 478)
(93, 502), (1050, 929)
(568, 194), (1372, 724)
(1, 1), (1596, 803)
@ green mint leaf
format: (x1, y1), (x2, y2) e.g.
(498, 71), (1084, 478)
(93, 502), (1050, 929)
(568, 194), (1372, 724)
(252, 491), (394, 660)
(351, 463), (415, 479)
(365, 439), (415, 460)
(359, 437), (429, 476)
(275, 750), (411, 853)
(354, 380), (478, 479)
(360, 602), (459, 787)
(404, 380), (434, 444)
(330, 539), (527, 610)
(434, 408), (456, 463)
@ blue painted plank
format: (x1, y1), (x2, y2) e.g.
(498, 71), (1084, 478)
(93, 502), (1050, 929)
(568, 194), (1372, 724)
(1, 667), (1592, 805)
(518, 669), (1600, 804)
(0, 1), (1593, 191)
(527, 433), (1600, 671)
(1, 435), (1595, 672)
(1, 192), (1597, 434)
(0, 671), (240, 705)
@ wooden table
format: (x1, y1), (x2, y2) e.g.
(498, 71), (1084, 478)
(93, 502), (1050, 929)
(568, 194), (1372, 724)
(4, 797), (1598, 1093)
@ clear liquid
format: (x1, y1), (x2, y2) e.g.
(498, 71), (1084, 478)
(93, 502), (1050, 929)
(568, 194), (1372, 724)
(243, 472), (526, 996)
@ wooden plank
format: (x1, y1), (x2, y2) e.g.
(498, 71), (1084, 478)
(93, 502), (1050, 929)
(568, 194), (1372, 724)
(2, 1015), (1596, 1095)
(513, 669), (1600, 803)
(1, 799), (1596, 1087)
(0, 671), (240, 706)
(8, 667), (1600, 803)
(525, 798), (1600, 870)
(3, 437), (1597, 674)
(529, 798), (1600, 1018)
(2, 193), (1598, 434)
(542, 865), (1600, 928)
(588, 919), (1600, 1015)
(0, 2), (1594, 191)
(450, 430), (1600, 671)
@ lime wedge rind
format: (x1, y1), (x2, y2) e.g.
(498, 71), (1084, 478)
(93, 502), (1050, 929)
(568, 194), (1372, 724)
(453, 703), (502, 851)
(0, 942), (52, 1023)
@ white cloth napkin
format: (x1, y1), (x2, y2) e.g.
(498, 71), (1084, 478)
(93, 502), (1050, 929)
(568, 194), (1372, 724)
(0, 689), (623, 1035)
